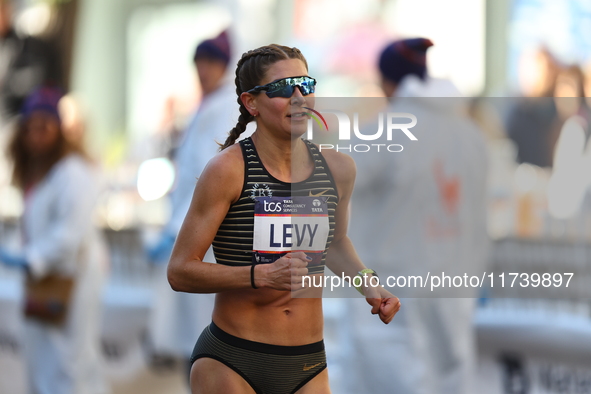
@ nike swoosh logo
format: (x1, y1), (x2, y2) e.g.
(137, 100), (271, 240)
(302, 362), (324, 371)
(309, 189), (329, 197)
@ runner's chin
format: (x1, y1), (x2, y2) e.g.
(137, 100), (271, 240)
(289, 116), (309, 137)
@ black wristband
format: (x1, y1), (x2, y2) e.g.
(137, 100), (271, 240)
(251, 264), (258, 289)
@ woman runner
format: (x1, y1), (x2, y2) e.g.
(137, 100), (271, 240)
(167, 44), (400, 394)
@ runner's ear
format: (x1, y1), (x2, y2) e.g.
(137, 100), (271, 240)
(240, 92), (258, 117)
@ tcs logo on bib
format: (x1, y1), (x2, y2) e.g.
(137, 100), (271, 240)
(264, 200), (282, 213)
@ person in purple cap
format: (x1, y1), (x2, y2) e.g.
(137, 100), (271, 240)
(148, 30), (235, 264)
(0, 86), (108, 394)
(342, 38), (489, 394)
(193, 30), (231, 97)
(146, 30), (249, 378)
(378, 37), (434, 97)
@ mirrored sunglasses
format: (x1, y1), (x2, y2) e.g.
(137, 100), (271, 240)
(246, 76), (316, 98)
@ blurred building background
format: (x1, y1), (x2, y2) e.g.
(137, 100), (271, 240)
(1, 0), (591, 393)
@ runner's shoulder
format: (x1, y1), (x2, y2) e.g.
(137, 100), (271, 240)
(317, 147), (356, 185)
(200, 143), (244, 190)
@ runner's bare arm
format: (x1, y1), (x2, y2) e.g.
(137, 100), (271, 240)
(322, 150), (368, 276)
(167, 145), (308, 293)
(322, 149), (400, 324)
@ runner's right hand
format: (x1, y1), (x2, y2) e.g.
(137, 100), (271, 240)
(256, 252), (310, 291)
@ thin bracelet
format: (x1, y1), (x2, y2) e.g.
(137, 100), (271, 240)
(251, 264), (258, 289)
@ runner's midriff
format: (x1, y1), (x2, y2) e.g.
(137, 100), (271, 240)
(212, 289), (324, 346)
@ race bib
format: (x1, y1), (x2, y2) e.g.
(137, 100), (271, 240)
(253, 196), (329, 265)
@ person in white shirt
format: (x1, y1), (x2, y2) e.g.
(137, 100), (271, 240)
(342, 38), (489, 394)
(146, 31), (244, 368)
(0, 86), (108, 394)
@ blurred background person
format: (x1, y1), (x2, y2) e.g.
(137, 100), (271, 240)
(0, 0), (63, 236)
(341, 38), (489, 394)
(505, 48), (560, 168)
(553, 64), (588, 121)
(145, 30), (245, 377)
(59, 93), (89, 150)
(0, 86), (108, 394)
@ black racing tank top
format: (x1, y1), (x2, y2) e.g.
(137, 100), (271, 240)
(212, 137), (338, 275)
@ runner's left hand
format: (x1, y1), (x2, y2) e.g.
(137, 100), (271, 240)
(364, 286), (400, 324)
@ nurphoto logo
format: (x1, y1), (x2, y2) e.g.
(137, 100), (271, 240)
(304, 109), (418, 153)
